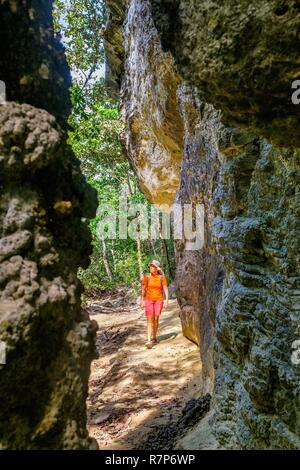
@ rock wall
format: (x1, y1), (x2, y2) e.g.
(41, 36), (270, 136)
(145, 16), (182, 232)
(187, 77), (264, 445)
(0, 0), (71, 126)
(0, 1), (97, 449)
(119, 0), (183, 207)
(213, 128), (300, 449)
(151, 0), (300, 148)
(174, 84), (223, 391)
(106, 0), (300, 449)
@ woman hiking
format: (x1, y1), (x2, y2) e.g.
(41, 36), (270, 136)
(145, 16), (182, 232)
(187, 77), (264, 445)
(140, 260), (169, 349)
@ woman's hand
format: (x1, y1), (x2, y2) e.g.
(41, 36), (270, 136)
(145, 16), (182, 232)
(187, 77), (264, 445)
(140, 300), (145, 309)
(163, 300), (168, 310)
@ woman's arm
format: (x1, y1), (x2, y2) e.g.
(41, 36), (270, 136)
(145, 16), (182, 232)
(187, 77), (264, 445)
(163, 285), (169, 309)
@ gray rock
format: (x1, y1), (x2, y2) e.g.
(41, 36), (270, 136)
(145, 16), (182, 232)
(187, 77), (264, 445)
(110, 0), (184, 206)
(0, 0), (97, 449)
(150, 0), (300, 148)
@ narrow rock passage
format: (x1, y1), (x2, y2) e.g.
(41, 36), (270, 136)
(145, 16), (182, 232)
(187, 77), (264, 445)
(86, 299), (203, 450)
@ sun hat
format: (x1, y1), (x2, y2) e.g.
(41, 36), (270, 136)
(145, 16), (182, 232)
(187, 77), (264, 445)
(148, 259), (163, 273)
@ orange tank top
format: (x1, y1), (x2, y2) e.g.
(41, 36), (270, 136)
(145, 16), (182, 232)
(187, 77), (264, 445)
(143, 273), (167, 301)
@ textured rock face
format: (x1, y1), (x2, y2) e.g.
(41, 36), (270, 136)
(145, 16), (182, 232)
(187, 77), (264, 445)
(116, 0), (184, 206)
(107, 0), (300, 449)
(213, 129), (300, 449)
(104, 0), (127, 97)
(0, 1), (97, 450)
(0, 0), (71, 126)
(151, 0), (300, 148)
(174, 84), (223, 391)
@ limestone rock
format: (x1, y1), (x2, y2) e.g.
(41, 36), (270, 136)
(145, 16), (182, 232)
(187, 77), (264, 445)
(151, 0), (300, 148)
(0, 102), (98, 449)
(212, 130), (300, 449)
(0, 0), (97, 449)
(0, 0), (71, 126)
(174, 84), (223, 390)
(175, 410), (222, 450)
(118, 0), (184, 206)
(104, 0), (128, 97)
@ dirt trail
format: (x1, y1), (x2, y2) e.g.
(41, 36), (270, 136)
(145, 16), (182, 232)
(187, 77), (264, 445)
(86, 299), (203, 450)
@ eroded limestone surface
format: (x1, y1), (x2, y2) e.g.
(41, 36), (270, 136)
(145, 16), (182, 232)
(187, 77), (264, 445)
(0, 102), (98, 449)
(0, 0), (72, 126)
(174, 84), (223, 392)
(212, 128), (300, 449)
(151, 0), (300, 148)
(107, 0), (183, 206)
(0, 0), (98, 450)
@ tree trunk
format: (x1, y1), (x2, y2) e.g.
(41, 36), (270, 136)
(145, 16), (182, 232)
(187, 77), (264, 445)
(111, 239), (116, 272)
(126, 174), (144, 280)
(159, 217), (174, 278)
(102, 239), (113, 281)
(150, 238), (157, 256)
(126, 173), (134, 196)
(136, 231), (144, 281)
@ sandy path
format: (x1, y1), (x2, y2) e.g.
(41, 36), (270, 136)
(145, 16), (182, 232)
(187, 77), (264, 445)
(86, 299), (202, 450)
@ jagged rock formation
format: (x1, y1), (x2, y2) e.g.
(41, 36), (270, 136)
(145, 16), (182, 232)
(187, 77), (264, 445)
(210, 127), (300, 449)
(0, 1), (97, 449)
(104, 0), (127, 97)
(105, 0), (300, 449)
(151, 0), (300, 148)
(118, 0), (183, 206)
(0, 0), (71, 126)
(174, 84), (223, 391)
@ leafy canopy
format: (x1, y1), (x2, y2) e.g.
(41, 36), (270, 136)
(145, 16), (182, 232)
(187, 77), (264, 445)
(53, 0), (175, 290)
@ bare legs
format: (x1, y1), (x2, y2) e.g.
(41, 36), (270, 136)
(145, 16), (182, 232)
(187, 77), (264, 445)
(153, 316), (159, 340)
(146, 316), (159, 343)
(146, 316), (154, 343)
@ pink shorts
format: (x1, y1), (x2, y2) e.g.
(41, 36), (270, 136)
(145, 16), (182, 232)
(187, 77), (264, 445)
(145, 300), (163, 317)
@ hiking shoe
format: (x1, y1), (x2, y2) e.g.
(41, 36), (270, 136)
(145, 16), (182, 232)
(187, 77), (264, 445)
(145, 342), (153, 349)
(151, 338), (158, 345)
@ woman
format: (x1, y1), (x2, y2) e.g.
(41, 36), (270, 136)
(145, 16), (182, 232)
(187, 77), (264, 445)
(140, 260), (169, 349)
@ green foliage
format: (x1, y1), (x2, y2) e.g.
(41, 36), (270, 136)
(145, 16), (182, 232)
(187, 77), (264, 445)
(53, 0), (176, 291)
(53, 0), (106, 86)
(68, 81), (125, 179)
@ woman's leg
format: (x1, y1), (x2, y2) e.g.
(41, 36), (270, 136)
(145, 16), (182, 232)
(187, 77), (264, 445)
(146, 316), (154, 342)
(153, 316), (159, 339)
(153, 301), (163, 340)
(145, 300), (154, 344)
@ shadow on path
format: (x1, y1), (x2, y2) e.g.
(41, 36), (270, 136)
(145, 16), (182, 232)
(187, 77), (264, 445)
(87, 299), (203, 449)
